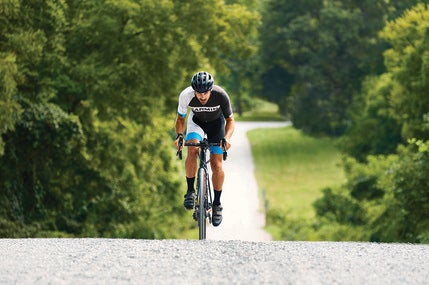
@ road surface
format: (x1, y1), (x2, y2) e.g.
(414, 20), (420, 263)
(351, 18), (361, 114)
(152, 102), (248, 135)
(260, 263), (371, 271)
(1, 239), (428, 284)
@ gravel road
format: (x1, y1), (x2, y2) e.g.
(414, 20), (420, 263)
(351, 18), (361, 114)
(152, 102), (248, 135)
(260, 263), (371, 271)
(1, 238), (429, 284)
(2, 121), (428, 284)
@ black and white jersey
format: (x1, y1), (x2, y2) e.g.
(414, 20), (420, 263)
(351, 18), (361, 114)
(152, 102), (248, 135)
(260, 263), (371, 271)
(177, 85), (233, 122)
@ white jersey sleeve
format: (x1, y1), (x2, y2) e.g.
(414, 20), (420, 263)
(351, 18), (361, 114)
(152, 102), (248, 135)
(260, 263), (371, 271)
(177, 86), (195, 117)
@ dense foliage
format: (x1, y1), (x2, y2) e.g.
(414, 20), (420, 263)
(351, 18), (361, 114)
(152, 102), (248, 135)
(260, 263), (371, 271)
(259, 1), (429, 243)
(0, 0), (259, 237)
(313, 3), (429, 243)
(1, 0), (428, 243)
(258, 0), (427, 136)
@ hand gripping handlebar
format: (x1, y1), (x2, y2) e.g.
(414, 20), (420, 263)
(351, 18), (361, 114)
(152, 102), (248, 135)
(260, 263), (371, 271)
(177, 137), (228, 161)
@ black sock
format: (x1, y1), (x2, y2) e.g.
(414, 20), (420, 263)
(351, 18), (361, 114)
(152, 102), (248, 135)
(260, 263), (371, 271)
(213, 190), (222, 206)
(186, 177), (195, 192)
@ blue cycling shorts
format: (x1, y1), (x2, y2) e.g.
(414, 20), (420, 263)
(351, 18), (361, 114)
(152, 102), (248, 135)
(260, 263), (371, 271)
(185, 113), (225, 155)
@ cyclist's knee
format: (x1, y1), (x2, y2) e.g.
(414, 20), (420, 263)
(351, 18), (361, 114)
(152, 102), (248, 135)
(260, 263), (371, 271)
(187, 146), (199, 158)
(211, 159), (223, 173)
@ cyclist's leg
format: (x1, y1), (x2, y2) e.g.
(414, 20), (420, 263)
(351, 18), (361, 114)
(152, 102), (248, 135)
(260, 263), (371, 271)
(210, 153), (224, 227)
(206, 116), (225, 189)
(183, 113), (204, 209)
(207, 116), (225, 157)
(185, 112), (204, 178)
(204, 117), (225, 226)
(210, 153), (224, 192)
(206, 116), (225, 204)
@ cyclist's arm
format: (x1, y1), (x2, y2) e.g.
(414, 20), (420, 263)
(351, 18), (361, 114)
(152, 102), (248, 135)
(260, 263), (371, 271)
(176, 86), (194, 137)
(224, 115), (235, 149)
(175, 114), (185, 137)
(174, 115), (186, 151)
(220, 92), (234, 142)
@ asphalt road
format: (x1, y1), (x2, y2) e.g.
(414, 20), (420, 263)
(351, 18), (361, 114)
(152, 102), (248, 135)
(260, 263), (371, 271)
(1, 238), (429, 284)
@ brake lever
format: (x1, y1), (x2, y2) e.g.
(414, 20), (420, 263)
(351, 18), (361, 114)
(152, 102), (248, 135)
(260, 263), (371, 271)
(177, 136), (184, 160)
(221, 138), (228, 161)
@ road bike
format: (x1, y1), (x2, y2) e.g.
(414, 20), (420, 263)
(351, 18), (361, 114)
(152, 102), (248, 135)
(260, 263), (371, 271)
(177, 137), (227, 240)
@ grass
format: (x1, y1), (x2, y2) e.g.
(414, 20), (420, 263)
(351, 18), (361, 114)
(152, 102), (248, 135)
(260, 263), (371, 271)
(247, 127), (345, 221)
(177, 98), (345, 240)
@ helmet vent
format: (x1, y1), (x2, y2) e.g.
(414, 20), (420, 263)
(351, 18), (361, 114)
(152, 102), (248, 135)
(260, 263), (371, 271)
(191, 71), (214, 92)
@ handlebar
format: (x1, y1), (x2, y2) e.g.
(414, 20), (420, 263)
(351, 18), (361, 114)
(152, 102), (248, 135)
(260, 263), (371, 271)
(177, 137), (228, 161)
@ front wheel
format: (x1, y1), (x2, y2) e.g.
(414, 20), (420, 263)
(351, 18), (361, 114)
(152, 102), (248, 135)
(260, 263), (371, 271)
(197, 167), (207, 240)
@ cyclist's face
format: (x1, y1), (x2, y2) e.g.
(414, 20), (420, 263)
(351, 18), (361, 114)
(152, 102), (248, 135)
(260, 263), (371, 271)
(195, 90), (211, 105)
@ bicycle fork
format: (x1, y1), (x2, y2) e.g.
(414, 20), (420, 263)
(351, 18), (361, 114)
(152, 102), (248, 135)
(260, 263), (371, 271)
(193, 167), (213, 224)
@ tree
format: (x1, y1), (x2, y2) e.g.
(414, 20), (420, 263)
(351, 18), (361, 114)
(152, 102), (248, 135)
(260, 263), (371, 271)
(258, 0), (320, 117)
(380, 3), (429, 140)
(0, 54), (21, 155)
(313, 3), (429, 243)
(341, 2), (429, 160)
(0, 0), (22, 153)
(257, 0), (426, 136)
(373, 140), (429, 242)
(0, 103), (87, 236)
(0, 0), (260, 237)
(339, 74), (403, 161)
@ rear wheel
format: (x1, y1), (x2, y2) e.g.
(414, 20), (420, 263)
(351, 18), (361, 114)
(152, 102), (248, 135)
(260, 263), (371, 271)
(197, 167), (207, 240)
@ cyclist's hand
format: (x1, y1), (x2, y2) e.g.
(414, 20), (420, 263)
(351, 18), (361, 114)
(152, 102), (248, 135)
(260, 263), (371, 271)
(222, 137), (231, 150)
(175, 134), (184, 150)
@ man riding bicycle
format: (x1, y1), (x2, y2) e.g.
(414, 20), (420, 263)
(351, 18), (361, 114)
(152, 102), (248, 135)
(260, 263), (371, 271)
(174, 71), (235, 227)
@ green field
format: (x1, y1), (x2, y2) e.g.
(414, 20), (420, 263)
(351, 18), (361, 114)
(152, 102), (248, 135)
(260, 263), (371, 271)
(180, 100), (346, 240)
(247, 126), (345, 228)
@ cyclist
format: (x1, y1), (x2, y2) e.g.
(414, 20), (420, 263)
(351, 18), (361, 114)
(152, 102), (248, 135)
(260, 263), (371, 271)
(174, 71), (235, 227)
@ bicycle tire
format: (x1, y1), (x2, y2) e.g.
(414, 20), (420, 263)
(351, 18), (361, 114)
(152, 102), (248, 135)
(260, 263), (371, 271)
(197, 167), (207, 240)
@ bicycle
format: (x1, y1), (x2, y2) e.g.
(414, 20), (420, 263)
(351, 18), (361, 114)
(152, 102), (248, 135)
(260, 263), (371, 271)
(177, 137), (227, 240)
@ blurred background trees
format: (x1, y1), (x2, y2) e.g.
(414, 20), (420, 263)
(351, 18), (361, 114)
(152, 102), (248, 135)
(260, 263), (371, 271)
(257, 0), (429, 243)
(0, 0), (259, 237)
(1, 0), (429, 242)
(313, 3), (429, 243)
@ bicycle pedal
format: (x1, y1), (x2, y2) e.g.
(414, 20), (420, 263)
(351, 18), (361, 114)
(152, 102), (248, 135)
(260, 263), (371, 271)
(192, 210), (198, 221)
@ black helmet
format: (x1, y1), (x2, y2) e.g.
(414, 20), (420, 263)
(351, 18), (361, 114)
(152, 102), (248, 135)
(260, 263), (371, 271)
(191, 71), (214, 93)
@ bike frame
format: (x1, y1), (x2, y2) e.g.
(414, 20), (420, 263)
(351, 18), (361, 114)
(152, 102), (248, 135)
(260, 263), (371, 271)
(195, 143), (211, 240)
(178, 138), (227, 240)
